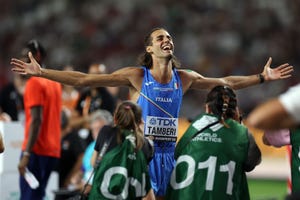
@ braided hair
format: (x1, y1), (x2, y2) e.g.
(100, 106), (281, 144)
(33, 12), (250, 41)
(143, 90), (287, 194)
(205, 86), (239, 127)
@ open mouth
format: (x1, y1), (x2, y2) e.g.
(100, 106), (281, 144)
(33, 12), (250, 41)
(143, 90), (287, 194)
(162, 45), (173, 52)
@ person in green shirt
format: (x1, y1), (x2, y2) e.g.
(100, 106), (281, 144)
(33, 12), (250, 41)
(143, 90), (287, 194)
(166, 86), (261, 200)
(88, 101), (155, 200)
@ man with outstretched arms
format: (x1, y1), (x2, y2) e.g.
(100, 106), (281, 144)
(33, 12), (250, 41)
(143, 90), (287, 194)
(11, 28), (293, 199)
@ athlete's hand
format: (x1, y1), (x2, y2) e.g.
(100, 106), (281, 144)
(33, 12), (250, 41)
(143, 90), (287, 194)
(262, 57), (293, 81)
(11, 52), (42, 76)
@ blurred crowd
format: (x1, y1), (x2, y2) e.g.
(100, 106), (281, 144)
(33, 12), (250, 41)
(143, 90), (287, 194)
(1, 0), (300, 118)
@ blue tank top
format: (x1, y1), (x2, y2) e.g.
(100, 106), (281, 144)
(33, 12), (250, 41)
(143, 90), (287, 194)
(137, 67), (183, 142)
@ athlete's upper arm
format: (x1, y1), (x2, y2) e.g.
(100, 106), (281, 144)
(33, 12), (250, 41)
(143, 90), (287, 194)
(86, 67), (143, 88)
(179, 69), (226, 92)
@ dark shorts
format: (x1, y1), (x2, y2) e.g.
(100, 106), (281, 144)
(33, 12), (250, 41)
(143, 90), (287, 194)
(19, 152), (58, 200)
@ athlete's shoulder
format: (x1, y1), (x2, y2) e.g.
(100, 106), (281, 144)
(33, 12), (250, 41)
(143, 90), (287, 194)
(176, 68), (203, 78)
(113, 66), (144, 75)
(176, 69), (204, 91)
(110, 66), (144, 82)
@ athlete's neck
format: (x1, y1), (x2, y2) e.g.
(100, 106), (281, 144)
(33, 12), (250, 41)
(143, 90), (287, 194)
(151, 60), (173, 84)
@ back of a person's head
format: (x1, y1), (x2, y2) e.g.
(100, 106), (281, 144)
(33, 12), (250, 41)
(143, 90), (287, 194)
(205, 86), (238, 122)
(114, 101), (142, 130)
(89, 109), (113, 139)
(114, 101), (144, 149)
(90, 109), (113, 125)
(21, 39), (46, 64)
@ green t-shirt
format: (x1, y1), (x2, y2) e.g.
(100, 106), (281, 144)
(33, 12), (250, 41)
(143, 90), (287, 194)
(166, 114), (250, 200)
(290, 128), (300, 192)
(89, 131), (152, 200)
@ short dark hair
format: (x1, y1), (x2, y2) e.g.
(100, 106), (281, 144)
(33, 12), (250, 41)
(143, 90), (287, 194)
(21, 39), (46, 61)
(26, 39), (46, 58)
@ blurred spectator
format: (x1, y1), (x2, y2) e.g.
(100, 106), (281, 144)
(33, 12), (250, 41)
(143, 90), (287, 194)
(88, 63), (122, 102)
(18, 39), (62, 200)
(82, 109), (113, 180)
(69, 109), (113, 192)
(0, 73), (26, 121)
(2, 0), (300, 119)
(61, 65), (80, 118)
(54, 110), (86, 200)
(75, 63), (117, 117)
(60, 65), (89, 132)
(69, 63), (117, 149)
(56, 110), (85, 189)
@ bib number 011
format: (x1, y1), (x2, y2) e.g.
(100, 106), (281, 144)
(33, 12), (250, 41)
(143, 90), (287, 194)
(170, 155), (236, 195)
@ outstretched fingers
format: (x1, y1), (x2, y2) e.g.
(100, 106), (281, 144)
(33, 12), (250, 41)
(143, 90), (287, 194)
(281, 74), (292, 79)
(11, 58), (27, 74)
(11, 58), (25, 67)
(280, 65), (293, 73)
(12, 68), (26, 75)
(276, 63), (292, 70)
(280, 66), (294, 79)
(276, 63), (294, 77)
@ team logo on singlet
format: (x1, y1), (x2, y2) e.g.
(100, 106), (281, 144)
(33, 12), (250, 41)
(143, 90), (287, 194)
(145, 116), (178, 142)
(145, 81), (154, 86)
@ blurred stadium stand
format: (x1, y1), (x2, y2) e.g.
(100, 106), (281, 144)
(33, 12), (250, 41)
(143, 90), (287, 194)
(1, 0), (299, 119)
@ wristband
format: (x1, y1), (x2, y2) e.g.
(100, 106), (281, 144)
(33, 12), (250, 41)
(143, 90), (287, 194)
(23, 151), (31, 157)
(258, 74), (265, 84)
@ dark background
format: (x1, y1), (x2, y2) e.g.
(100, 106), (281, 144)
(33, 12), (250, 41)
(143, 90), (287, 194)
(1, 0), (299, 119)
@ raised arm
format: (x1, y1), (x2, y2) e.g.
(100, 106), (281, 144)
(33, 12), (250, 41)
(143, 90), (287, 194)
(184, 57), (293, 92)
(11, 52), (137, 88)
